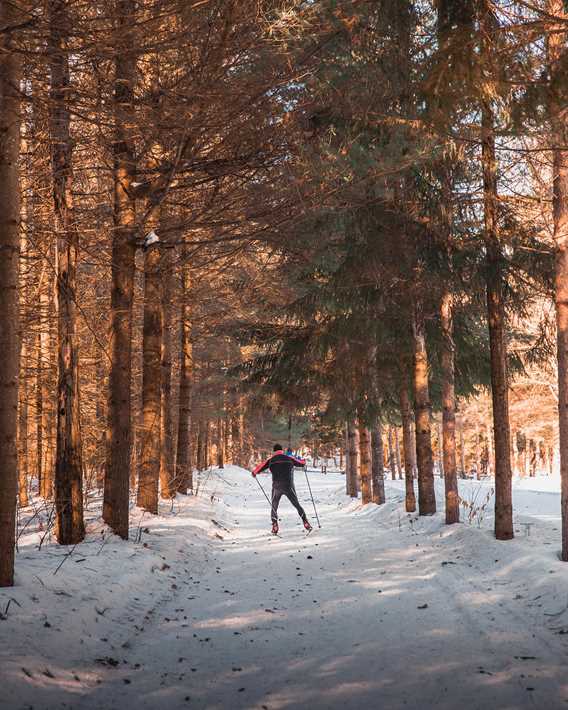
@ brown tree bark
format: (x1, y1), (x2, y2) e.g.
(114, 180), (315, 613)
(548, 0), (568, 558)
(18, 338), (29, 508)
(136, 242), (162, 514)
(18, 222), (29, 508)
(437, 421), (444, 478)
(371, 417), (386, 504)
(0, 0), (22, 585)
(48, 0), (85, 544)
(399, 384), (417, 513)
(175, 250), (193, 491)
(103, 0), (138, 538)
(394, 428), (403, 480)
(412, 303), (436, 515)
(196, 423), (204, 472)
(441, 291), (459, 524)
(346, 418), (359, 497)
(481, 3), (513, 540)
(38, 268), (55, 499)
(159, 240), (175, 498)
(387, 426), (397, 480)
(216, 419), (224, 468)
(359, 423), (372, 505)
(204, 420), (211, 469)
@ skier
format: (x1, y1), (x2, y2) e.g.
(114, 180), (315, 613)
(252, 444), (312, 534)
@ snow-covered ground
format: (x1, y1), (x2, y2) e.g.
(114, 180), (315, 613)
(3, 466), (568, 709)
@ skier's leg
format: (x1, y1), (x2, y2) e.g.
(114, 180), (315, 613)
(284, 484), (307, 521)
(271, 486), (283, 524)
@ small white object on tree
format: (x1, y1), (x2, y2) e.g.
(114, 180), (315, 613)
(143, 230), (160, 249)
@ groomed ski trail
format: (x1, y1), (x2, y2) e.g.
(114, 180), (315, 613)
(4, 466), (568, 710)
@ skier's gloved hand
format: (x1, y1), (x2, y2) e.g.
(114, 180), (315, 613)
(251, 471), (257, 478)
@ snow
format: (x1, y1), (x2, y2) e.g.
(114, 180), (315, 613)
(2, 466), (568, 709)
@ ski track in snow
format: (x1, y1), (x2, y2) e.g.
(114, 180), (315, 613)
(3, 467), (568, 709)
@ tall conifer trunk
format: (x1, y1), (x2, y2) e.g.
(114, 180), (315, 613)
(0, 0), (22, 586)
(371, 417), (386, 504)
(346, 418), (359, 497)
(217, 419), (225, 469)
(441, 291), (459, 523)
(548, 0), (568, 559)
(176, 250), (193, 492)
(358, 424), (372, 504)
(103, 0), (137, 538)
(18, 338), (29, 508)
(412, 304), (436, 515)
(481, 3), (513, 540)
(394, 429), (403, 480)
(388, 426), (397, 480)
(137, 241), (162, 513)
(18, 212), (29, 508)
(399, 384), (417, 513)
(159, 238), (175, 498)
(48, 0), (85, 544)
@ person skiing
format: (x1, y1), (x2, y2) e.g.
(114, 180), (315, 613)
(252, 444), (312, 534)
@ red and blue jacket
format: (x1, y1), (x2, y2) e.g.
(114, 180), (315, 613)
(253, 450), (306, 487)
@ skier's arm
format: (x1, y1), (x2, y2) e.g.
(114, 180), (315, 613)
(252, 457), (271, 477)
(289, 455), (306, 469)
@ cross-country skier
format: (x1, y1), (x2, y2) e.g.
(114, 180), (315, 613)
(252, 444), (312, 534)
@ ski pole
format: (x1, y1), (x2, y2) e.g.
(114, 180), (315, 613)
(304, 466), (321, 528)
(254, 476), (276, 518)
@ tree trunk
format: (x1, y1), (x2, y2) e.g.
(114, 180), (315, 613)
(359, 423), (372, 505)
(437, 421), (444, 478)
(196, 423), (204, 472)
(48, 0), (85, 544)
(137, 242), (162, 514)
(217, 418), (224, 469)
(371, 417), (386, 504)
(481, 6), (513, 540)
(387, 426), (397, 480)
(412, 303), (436, 515)
(0, 1), (21, 585)
(103, 0), (137, 539)
(224, 412), (232, 465)
(204, 420), (211, 468)
(548, 0), (568, 558)
(410, 419), (417, 477)
(18, 225), (29, 508)
(159, 238), (175, 498)
(399, 384), (417, 512)
(394, 428), (403, 480)
(37, 266), (55, 499)
(18, 338), (29, 508)
(175, 250), (193, 492)
(346, 418), (359, 498)
(441, 291), (459, 524)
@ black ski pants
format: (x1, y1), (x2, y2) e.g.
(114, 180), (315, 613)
(271, 482), (306, 523)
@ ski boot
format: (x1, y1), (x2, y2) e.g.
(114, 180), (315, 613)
(271, 521), (279, 535)
(303, 518), (313, 532)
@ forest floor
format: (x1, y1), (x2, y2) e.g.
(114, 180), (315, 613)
(3, 467), (568, 710)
